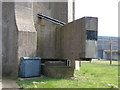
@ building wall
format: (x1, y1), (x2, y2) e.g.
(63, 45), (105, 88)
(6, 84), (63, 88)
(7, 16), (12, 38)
(56, 17), (98, 60)
(2, 2), (37, 77)
(2, 2), (73, 77)
(15, 2), (37, 58)
(97, 36), (119, 60)
(33, 2), (70, 58)
(2, 2), (18, 77)
(33, 2), (56, 58)
(103, 52), (118, 60)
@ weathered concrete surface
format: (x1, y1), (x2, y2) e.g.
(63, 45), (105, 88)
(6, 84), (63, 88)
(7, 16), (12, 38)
(2, 2), (18, 77)
(84, 17), (98, 58)
(2, 2), (74, 77)
(50, 2), (68, 23)
(85, 40), (97, 58)
(33, 2), (70, 58)
(2, 2), (37, 77)
(84, 17), (98, 31)
(57, 17), (98, 60)
(56, 19), (85, 59)
(33, 2), (56, 58)
(42, 65), (74, 78)
(15, 3), (37, 58)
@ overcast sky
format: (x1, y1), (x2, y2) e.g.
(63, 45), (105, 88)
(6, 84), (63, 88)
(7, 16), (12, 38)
(75, 0), (118, 37)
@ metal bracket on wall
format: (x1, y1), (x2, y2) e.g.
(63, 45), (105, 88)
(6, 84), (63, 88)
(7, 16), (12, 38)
(37, 13), (66, 26)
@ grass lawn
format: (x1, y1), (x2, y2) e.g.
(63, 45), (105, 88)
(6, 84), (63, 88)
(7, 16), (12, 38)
(16, 60), (119, 88)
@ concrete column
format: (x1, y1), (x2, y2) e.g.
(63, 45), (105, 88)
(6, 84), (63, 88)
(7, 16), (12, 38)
(68, 0), (74, 22)
(75, 60), (80, 70)
(2, 2), (18, 77)
(15, 2), (37, 59)
(0, 1), (2, 79)
(2, 2), (37, 77)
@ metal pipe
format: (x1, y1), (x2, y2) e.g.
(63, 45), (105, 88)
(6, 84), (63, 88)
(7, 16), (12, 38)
(37, 13), (66, 26)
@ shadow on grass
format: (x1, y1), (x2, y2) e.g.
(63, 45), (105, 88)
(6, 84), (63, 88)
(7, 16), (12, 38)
(17, 77), (70, 84)
(16, 77), (73, 88)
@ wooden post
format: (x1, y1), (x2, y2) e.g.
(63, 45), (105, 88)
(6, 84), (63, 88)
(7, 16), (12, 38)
(110, 38), (112, 64)
(102, 49), (104, 59)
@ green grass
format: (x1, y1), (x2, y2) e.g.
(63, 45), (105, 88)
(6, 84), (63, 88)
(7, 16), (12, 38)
(16, 61), (119, 88)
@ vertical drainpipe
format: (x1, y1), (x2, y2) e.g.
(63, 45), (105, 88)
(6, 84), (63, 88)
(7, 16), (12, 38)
(73, 0), (75, 68)
(73, 0), (75, 20)
(68, 0), (74, 22)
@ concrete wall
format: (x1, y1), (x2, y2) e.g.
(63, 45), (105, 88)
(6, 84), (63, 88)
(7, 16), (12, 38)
(2, 2), (74, 77)
(84, 17), (98, 58)
(33, 2), (56, 58)
(57, 17), (98, 60)
(56, 18), (85, 60)
(2, 2), (98, 77)
(33, 2), (69, 58)
(42, 65), (74, 78)
(2, 2), (37, 77)
(50, 2), (68, 23)
(15, 2), (37, 58)
(86, 40), (97, 58)
(2, 2), (18, 77)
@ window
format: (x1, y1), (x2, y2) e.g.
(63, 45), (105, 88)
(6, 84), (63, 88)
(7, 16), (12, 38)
(86, 30), (97, 40)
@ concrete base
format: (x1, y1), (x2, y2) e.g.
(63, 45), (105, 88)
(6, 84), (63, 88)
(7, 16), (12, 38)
(75, 60), (80, 70)
(42, 65), (74, 78)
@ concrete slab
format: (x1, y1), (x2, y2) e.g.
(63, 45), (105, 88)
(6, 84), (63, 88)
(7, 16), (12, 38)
(2, 79), (20, 89)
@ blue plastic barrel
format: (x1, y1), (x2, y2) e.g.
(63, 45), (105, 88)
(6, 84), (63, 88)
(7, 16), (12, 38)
(19, 57), (41, 78)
